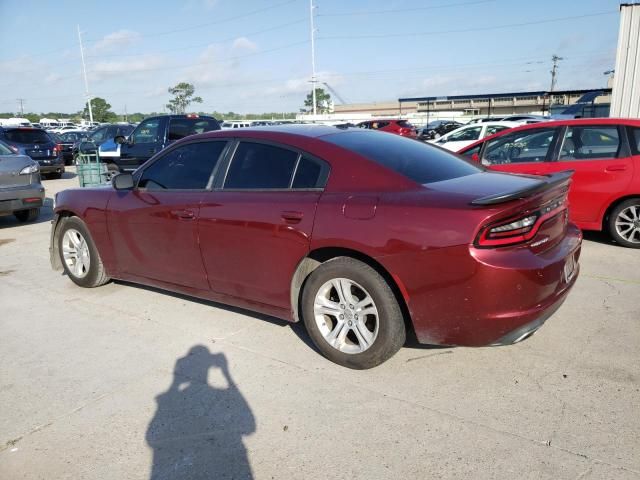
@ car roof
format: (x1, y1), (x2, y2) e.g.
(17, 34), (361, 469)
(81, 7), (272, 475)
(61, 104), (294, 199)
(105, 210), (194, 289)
(458, 117), (640, 153)
(193, 123), (358, 140)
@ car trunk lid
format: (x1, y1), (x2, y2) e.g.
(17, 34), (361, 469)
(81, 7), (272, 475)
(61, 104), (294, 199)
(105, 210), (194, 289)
(0, 155), (37, 188)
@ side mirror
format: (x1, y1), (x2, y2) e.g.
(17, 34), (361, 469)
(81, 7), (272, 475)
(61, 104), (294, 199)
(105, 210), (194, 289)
(114, 135), (127, 145)
(112, 172), (134, 190)
(471, 153), (480, 162)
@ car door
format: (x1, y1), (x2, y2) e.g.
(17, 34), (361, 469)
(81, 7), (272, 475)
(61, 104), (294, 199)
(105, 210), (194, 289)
(480, 127), (561, 176)
(543, 124), (633, 225)
(119, 117), (167, 169)
(198, 140), (329, 310)
(107, 140), (228, 290)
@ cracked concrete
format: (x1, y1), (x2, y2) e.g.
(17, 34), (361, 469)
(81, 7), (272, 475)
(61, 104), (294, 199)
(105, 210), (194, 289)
(1, 170), (639, 479)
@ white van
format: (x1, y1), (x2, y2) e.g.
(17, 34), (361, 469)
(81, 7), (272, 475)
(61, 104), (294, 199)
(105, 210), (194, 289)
(221, 121), (252, 129)
(0, 117), (32, 127)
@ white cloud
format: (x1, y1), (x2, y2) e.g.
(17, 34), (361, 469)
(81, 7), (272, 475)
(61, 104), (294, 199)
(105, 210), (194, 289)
(88, 55), (166, 82)
(91, 30), (141, 54)
(232, 37), (257, 52)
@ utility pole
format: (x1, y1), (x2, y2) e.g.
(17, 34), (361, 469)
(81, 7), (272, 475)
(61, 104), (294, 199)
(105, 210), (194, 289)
(124, 104), (128, 122)
(549, 55), (563, 92)
(78, 24), (93, 123)
(309, 0), (317, 116)
(16, 98), (25, 115)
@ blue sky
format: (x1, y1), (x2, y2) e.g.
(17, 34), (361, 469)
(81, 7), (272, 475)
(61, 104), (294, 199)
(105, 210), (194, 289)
(0, 0), (624, 114)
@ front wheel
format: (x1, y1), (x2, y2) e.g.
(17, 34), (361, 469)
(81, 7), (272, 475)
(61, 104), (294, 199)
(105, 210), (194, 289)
(301, 257), (406, 369)
(609, 199), (640, 248)
(58, 216), (110, 287)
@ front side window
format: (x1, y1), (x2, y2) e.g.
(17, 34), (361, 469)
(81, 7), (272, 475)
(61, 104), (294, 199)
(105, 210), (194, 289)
(446, 126), (482, 142)
(485, 125), (510, 137)
(168, 118), (219, 141)
(138, 141), (225, 190)
(482, 128), (557, 165)
(90, 128), (108, 143)
(132, 119), (161, 144)
(559, 126), (620, 161)
(224, 142), (299, 189)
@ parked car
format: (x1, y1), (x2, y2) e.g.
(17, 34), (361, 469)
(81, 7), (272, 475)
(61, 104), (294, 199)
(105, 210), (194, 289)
(500, 114), (550, 124)
(458, 118), (640, 248)
(356, 119), (417, 138)
(71, 123), (135, 162)
(50, 125), (581, 368)
(417, 120), (464, 141)
(221, 121), (252, 129)
(0, 126), (64, 178)
(55, 131), (88, 165)
(111, 114), (220, 172)
(0, 140), (45, 222)
(429, 122), (518, 151)
(467, 116), (507, 124)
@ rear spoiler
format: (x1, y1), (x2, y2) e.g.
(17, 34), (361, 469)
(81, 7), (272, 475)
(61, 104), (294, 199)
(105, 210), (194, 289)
(470, 170), (574, 206)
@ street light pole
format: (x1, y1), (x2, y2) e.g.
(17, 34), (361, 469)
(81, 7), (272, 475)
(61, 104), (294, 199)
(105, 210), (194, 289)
(78, 24), (93, 123)
(309, 0), (317, 116)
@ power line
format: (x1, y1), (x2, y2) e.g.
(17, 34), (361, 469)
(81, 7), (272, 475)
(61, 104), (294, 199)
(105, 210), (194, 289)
(318, 11), (617, 40)
(318, 0), (496, 17)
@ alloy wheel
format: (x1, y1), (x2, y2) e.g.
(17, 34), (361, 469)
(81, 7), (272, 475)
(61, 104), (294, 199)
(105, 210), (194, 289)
(62, 228), (91, 278)
(615, 205), (640, 244)
(313, 278), (379, 354)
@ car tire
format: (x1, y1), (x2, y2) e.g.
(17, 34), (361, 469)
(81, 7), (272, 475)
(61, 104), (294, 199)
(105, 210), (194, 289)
(608, 199), (640, 248)
(301, 257), (406, 369)
(58, 216), (110, 287)
(14, 208), (39, 223)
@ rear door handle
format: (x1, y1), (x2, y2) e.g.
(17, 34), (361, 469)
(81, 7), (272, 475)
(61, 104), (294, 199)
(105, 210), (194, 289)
(605, 164), (627, 172)
(281, 211), (304, 223)
(172, 209), (195, 220)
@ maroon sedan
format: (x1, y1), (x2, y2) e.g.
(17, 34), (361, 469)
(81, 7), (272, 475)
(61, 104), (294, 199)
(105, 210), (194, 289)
(50, 125), (581, 369)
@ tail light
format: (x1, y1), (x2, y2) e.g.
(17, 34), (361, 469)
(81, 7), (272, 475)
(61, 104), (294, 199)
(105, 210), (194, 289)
(53, 144), (61, 156)
(475, 196), (567, 248)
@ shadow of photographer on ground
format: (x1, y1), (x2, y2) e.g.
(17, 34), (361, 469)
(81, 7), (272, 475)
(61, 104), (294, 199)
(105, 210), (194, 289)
(146, 345), (255, 480)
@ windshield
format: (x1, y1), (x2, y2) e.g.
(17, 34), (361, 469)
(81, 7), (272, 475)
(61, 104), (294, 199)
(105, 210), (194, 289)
(4, 129), (52, 144)
(325, 130), (481, 184)
(0, 140), (15, 155)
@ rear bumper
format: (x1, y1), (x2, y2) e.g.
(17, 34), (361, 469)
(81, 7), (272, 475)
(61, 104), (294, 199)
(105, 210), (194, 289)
(0, 184), (45, 214)
(378, 224), (582, 347)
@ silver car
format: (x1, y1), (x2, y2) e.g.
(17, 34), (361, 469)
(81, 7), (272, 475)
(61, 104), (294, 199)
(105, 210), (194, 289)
(0, 140), (45, 222)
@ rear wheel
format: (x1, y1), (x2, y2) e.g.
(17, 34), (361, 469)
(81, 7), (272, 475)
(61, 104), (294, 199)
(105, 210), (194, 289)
(301, 257), (406, 369)
(14, 208), (39, 223)
(58, 216), (110, 287)
(609, 199), (640, 248)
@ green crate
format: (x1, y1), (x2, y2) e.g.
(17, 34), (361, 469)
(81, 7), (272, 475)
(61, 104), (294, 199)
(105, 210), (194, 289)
(77, 162), (109, 187)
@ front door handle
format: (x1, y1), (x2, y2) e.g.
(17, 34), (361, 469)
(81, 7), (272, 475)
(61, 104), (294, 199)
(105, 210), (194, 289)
(605, 164), (627, 172)
(172, 209), (195, 220)
(281, 211), (304, 223)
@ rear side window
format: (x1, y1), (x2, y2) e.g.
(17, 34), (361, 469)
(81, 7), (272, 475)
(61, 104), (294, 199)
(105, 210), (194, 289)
(224, 142), (298, 189)
(482, 128), (557, 165)
(0, 141), (14, 155)
(447, 126), (482, 142)
(325, 131), (481, 184)
(559, 126), (620, 161)
(4, 129), (51, 144)
(138, 141), (225, 190)
(168, 118), (219, 141)
(628, 127), (640, 155)
(292, 157), (330, 188)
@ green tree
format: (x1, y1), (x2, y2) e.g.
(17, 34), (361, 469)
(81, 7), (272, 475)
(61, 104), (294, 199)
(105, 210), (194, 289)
(303, 88), (332, 114)
(83, 97), (116, 122)
(166, 82), (202, 114)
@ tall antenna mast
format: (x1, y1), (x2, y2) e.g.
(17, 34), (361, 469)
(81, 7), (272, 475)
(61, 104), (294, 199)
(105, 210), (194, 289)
(78, 24), (93, 123)
(309, 0), (317, 116)
(549, 54), (563, 92)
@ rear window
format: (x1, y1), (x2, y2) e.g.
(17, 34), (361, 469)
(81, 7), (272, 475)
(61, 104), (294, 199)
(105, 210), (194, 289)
(396, 120), (414, 128)
(168, 118), (219, 141)
(325, 131), (481, 184)
(4, 129), (51, 144)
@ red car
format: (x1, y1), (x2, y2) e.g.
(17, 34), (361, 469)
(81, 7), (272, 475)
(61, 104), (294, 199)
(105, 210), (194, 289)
(50, 126), (581, 368)
(458, 118), (640, 248)
(356, 119), (417, 138)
